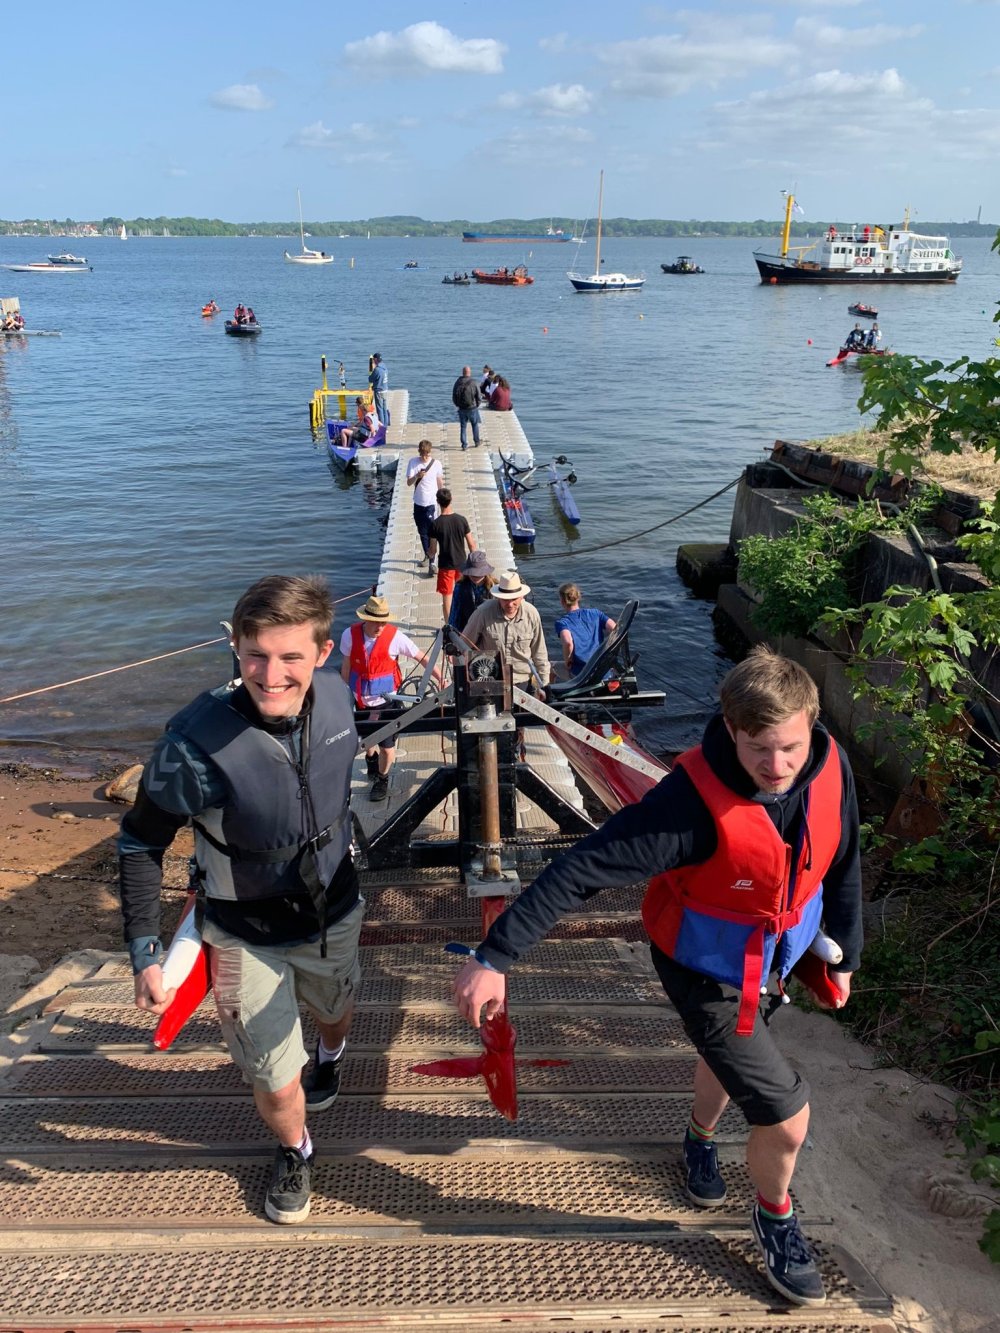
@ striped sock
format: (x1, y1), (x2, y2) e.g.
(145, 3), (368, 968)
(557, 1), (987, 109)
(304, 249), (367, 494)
(687, 1112), (716, 1144)
(756, 1191), (793, 1221)
(296, 1127), (313, 1160)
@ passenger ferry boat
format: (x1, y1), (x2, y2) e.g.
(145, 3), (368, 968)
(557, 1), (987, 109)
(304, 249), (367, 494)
(754, 191), (962, 284)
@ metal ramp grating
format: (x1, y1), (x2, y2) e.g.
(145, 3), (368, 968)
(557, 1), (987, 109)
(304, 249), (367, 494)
(0, 1234), (889, 1325)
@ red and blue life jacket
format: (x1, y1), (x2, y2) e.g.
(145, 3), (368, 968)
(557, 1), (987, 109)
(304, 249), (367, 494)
(348, 623), (402, 705)
(641, 744), (842, 1035)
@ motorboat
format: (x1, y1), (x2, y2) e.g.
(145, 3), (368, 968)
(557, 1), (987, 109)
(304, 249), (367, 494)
(442, 274), (471, 285)
(848, 303), (879, 318)
(661, 255), (703, 274)
(754, 191), (962, 284)
(285, 190), (333, 265)
(404, 260), (419, 269)
(568, 171), (644, 292)
(3, 261), (90, 273)
(46, 253), (88, 266)
(472, 265), (534, 286)
(225, 319), (262, 336)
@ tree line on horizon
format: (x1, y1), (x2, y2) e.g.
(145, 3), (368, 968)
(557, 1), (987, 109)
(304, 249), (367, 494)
(1, 214), (996, 239)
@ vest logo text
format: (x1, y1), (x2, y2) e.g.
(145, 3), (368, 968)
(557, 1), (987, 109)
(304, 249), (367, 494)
(730, 878), (754, 891)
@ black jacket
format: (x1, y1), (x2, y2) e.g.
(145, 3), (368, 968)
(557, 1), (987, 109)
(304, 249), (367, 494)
(452, 375), (481, 411)
(478, 713), (863, 975)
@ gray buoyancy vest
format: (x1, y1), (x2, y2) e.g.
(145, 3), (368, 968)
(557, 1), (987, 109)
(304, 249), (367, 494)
(168, 674), (357, 907)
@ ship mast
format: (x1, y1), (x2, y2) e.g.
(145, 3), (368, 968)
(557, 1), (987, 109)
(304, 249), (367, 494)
(594, 169), (604, 275)
(780, 190), (795, 258)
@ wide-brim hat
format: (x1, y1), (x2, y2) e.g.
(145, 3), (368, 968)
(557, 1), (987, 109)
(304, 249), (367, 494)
(356, 594), (392, 622)
(462, 550), (494, 576)
(492, 571), (530, 599)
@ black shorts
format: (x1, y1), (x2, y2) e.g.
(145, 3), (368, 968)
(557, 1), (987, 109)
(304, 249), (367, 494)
(650, 943), (809, 1127)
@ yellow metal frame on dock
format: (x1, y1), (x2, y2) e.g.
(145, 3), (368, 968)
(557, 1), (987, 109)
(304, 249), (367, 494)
(309, 356), (373, 433)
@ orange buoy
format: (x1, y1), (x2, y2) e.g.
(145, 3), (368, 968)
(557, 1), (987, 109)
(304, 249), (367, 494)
(541, 326), (548, 333)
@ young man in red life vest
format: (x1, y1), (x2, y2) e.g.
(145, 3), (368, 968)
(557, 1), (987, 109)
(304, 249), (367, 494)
(451, 647), (862, 1308)
(339, 594), (443, 802)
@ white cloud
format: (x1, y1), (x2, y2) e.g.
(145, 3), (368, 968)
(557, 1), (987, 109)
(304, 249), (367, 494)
(599, 30), (797, 97)
(209, 83), (274, 112)
(344, 22), (505, 76)
(497, 83), (594, 117)
(472, 122), (594, 171)
(165, 166), (188, 178)
(792, 18), (924, 51)
(539, 32), (569, 53)
(288, 120), (382, 150)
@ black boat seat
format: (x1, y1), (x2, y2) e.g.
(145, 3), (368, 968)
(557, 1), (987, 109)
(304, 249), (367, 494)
(548, 600), (639, 702)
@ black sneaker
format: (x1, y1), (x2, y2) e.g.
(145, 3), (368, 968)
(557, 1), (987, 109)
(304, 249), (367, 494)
(365, 751), (380, 778)
(370, 774), (389, 802)
(682, 1134), (728, 1207)
(305, 1043), (345, 1111)
(264, 1145), (312, 1225)
(751, 1204), (827, 1306)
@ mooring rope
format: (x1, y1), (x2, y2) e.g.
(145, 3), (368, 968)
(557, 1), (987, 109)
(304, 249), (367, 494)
(0, 583), (377, 706)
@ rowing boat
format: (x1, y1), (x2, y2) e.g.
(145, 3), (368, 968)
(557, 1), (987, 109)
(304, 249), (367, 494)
(1, 328), (62, 336)
(548, 456), (581, 525)
(497, 453), (537, 544)
(827, 345), (890, 366)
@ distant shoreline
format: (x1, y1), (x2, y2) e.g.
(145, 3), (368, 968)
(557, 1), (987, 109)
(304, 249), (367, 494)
(2, 218), (996, 241)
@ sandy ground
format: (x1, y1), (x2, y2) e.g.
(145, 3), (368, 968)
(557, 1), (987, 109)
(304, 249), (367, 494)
(0, 766), (997, 1331)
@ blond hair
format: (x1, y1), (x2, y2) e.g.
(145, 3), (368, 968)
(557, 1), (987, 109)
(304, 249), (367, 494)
(558, 583), (581, 606)
(719, 646), (819, 735)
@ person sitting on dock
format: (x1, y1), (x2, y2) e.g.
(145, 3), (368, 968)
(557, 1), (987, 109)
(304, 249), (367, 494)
(554, 583), (616, 678)
(452, 364), (482, 450)
(448, 550), (495, 633)
(451, 647), (862, 1309)
(337, 397), (380, 450)
(428, 488), (477, 622)
(487, 375), (512, 411)
(463, 571), (549, 698)
(340, 594), (443, 803)
(119, 575), (362, 1228)
(406, 440), (445, 573)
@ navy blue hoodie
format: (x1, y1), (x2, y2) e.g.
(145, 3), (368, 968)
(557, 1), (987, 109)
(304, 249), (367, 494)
(477, 713), (863, 976)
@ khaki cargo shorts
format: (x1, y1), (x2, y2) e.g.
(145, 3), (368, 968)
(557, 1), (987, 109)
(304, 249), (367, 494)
(204, 899), (364, 1093)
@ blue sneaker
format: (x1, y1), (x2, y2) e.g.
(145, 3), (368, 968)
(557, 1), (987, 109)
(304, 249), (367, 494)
(682, 1134), (727, 1207)
(751, 1204), (827, 1306)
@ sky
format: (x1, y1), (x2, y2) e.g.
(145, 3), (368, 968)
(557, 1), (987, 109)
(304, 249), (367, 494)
(5, 1), (1000, 224)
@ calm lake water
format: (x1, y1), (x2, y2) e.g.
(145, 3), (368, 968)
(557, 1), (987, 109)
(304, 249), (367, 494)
(2, 233), (998, 770)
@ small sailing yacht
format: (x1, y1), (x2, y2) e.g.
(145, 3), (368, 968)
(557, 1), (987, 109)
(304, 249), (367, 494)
(284, 190), (333, 265)
(119, 223), (127, 241)
(568, 171), (643, 292)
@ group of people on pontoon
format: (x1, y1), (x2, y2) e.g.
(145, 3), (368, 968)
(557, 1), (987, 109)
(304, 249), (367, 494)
(233, 303), (257, 326)
(479, 364), (512, 411)
(844, 323), (881, 351)
(1, 310), (25, 332)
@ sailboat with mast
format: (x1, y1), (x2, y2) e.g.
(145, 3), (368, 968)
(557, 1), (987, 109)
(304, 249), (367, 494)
(284, 190), (333, 265)
(567, 170), (643, 292)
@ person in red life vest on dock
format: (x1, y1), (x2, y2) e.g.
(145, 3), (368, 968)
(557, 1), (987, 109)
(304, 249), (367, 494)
(451, 647), (862, 1309)
(340, 593), (443, 803)
(119, 575), (363, 1227)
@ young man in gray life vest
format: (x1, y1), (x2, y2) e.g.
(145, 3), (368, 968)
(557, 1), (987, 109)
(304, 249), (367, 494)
(119, 575), (361, 1225)
(452, 647), (862, 1308)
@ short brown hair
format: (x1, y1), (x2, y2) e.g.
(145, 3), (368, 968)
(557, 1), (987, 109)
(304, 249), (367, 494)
(719, 646), (819, 734)
(418, 439), (432, 456)
(558, 583), (581, 606)
(437, 487), (452, 508)
(231, 575), (334, 650)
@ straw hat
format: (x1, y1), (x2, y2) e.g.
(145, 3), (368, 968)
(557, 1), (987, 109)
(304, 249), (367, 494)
(492, 571), (530, 600)
(356, 594), (392, 622)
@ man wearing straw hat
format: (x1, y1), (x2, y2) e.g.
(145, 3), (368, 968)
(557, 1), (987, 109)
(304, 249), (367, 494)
(340, 593), (443, 803)
(120, 574), (362, 1229)
(462, 571), (549, 694)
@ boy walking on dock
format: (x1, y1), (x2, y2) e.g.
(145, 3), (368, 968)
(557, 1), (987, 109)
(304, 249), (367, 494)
(428, 487), (477, 622)
(451, 648), (863, 1308)
(119, 575), (362, 1227)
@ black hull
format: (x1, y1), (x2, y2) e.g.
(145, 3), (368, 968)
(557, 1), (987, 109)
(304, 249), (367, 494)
(754, 256), (958, 285)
